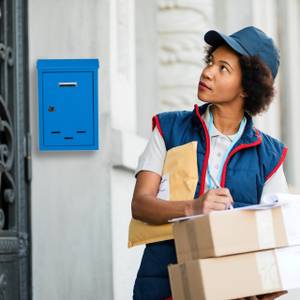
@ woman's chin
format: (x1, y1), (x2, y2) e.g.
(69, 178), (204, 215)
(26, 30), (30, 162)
(197, 94), (210, 103)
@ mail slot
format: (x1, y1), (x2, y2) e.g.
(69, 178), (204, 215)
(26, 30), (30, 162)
(37, 59), (99, 151)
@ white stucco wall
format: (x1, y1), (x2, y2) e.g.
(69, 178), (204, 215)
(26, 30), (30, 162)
(277, 0), (300, 193)
(111, 165), (143, 300)
(29, 1), (113, 299)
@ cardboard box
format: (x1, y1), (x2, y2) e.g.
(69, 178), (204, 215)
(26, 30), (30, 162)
(173, 203), (300, 263)
(168, 245), (300, 300)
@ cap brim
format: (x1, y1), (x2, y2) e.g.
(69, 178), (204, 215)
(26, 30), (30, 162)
(204, 30), (248, 56)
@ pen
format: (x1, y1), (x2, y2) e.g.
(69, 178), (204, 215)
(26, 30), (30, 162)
(208, 170), (234, 210)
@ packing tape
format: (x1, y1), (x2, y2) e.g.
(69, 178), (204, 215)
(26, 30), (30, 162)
(186, 220), (199, 259)
(256, 251), (281, 291)
(256, 209), (275, 249)
(179, 264), (192, 300)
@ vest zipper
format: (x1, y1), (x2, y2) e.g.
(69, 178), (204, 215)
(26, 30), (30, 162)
(220, 130), (262, 187)
(194, 104), (210, 196)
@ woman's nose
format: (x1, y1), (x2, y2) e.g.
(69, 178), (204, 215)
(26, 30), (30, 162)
(202, 67), (214, 80)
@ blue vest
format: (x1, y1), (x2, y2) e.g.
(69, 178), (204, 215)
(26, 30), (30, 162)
(133, 104), (287, 300)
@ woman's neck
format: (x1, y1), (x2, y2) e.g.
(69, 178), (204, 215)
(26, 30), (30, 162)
(210, 104), (244, 135)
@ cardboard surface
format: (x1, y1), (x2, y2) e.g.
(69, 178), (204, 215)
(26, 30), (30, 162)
(173, 206), (292, 263)
(169, 246), (300, 300)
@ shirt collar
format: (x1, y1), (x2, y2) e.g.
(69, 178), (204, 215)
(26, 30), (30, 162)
(193, 103), (262, 146)
(203, 104), (238, 142)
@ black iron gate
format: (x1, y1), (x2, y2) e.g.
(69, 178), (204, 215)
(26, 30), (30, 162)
(0, 0), (31, 299)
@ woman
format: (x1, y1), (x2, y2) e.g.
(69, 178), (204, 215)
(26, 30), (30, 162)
(131, 26), (289, 300)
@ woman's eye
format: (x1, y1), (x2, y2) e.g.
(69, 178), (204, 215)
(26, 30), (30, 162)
(220, 65), (228, 72)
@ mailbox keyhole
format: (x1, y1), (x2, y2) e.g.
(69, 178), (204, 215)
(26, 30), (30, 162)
(48, 106), (56, 112)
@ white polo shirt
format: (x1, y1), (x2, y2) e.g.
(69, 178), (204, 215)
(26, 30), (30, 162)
(135, 107), (289, 202)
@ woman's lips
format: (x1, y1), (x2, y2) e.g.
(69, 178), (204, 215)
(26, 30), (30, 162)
(199, 81), (212, 91)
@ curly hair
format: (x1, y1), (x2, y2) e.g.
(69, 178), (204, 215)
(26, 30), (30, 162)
(204, 45), (275, 116)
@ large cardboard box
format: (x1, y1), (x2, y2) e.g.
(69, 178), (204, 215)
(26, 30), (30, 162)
(168, 245), (300, 300)
(172, 201), (300, 263)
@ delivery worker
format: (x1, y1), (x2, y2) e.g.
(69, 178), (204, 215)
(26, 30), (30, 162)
(131, 26), (289, 300)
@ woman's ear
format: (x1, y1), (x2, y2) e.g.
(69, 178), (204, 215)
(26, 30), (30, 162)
(240, 91), (247, 98)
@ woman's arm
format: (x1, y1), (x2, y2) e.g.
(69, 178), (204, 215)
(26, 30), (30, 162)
(131, 171), (193, 225)
(131, 170), (233, 225)
(261, 166), (289, 202)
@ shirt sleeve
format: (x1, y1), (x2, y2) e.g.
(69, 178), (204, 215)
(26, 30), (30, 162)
(260, 165), (289, 203)
(134, 127), (166, 177)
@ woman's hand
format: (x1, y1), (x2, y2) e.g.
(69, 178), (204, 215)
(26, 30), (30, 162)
(234, 290), (288, 300)
(132, 171), (233, 224)
(256, 291), (288, 300)
(186, 188), (233, 216)
(132, 171), (207, 224)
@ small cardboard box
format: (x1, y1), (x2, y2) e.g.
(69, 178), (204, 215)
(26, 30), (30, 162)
(168, 245), (300, 300)
(173, 201), (300, 263)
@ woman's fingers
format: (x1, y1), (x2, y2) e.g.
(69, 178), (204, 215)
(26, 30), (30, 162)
(210, 201), (228, 211)
(213, 200), (231, 210)
(209, 189), (233, 205)
(214, 187), (231, 196)
(202, 193), (233, 212)
(198, 188), (234, 214)
(257, 291), (288, 300)
(233, 291), (287, 300)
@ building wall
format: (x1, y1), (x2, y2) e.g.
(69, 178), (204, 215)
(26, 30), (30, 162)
(157, 0), (215, 112)
(28, 0), (113, 299)
(135, 0), (159, 139)
(277, 0), (300, 193)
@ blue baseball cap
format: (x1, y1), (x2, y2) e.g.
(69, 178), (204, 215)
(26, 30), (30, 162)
(204, 26), (280, 79)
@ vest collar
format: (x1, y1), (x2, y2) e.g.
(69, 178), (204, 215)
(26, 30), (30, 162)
(193, 103), (262, 146)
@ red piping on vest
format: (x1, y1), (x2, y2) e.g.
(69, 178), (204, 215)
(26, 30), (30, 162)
(220, 129), (262, 187)
(195, 104), (210, 196)
(152, 115), (164, 139)
(265, 146), (288, 181)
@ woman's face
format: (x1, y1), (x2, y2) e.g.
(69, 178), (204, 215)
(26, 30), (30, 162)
(198, 45), (244, 106)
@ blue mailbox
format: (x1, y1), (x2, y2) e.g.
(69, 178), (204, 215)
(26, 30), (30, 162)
(37, 59), (99, 151)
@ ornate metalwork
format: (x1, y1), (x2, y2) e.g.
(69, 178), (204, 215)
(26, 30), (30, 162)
(18, 232), (28, 257)
(0, 95), (15, 231)
(0, 238), (18, 254)
(0, 210), (4, 229)
(0, 0), (31, 299)
(0, 272), (8, 300)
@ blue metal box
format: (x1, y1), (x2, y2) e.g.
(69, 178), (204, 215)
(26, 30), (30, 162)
(37, 59), (99, 151)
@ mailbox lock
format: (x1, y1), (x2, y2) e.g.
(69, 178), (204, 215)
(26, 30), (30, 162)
(48, 106), (56, 112)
